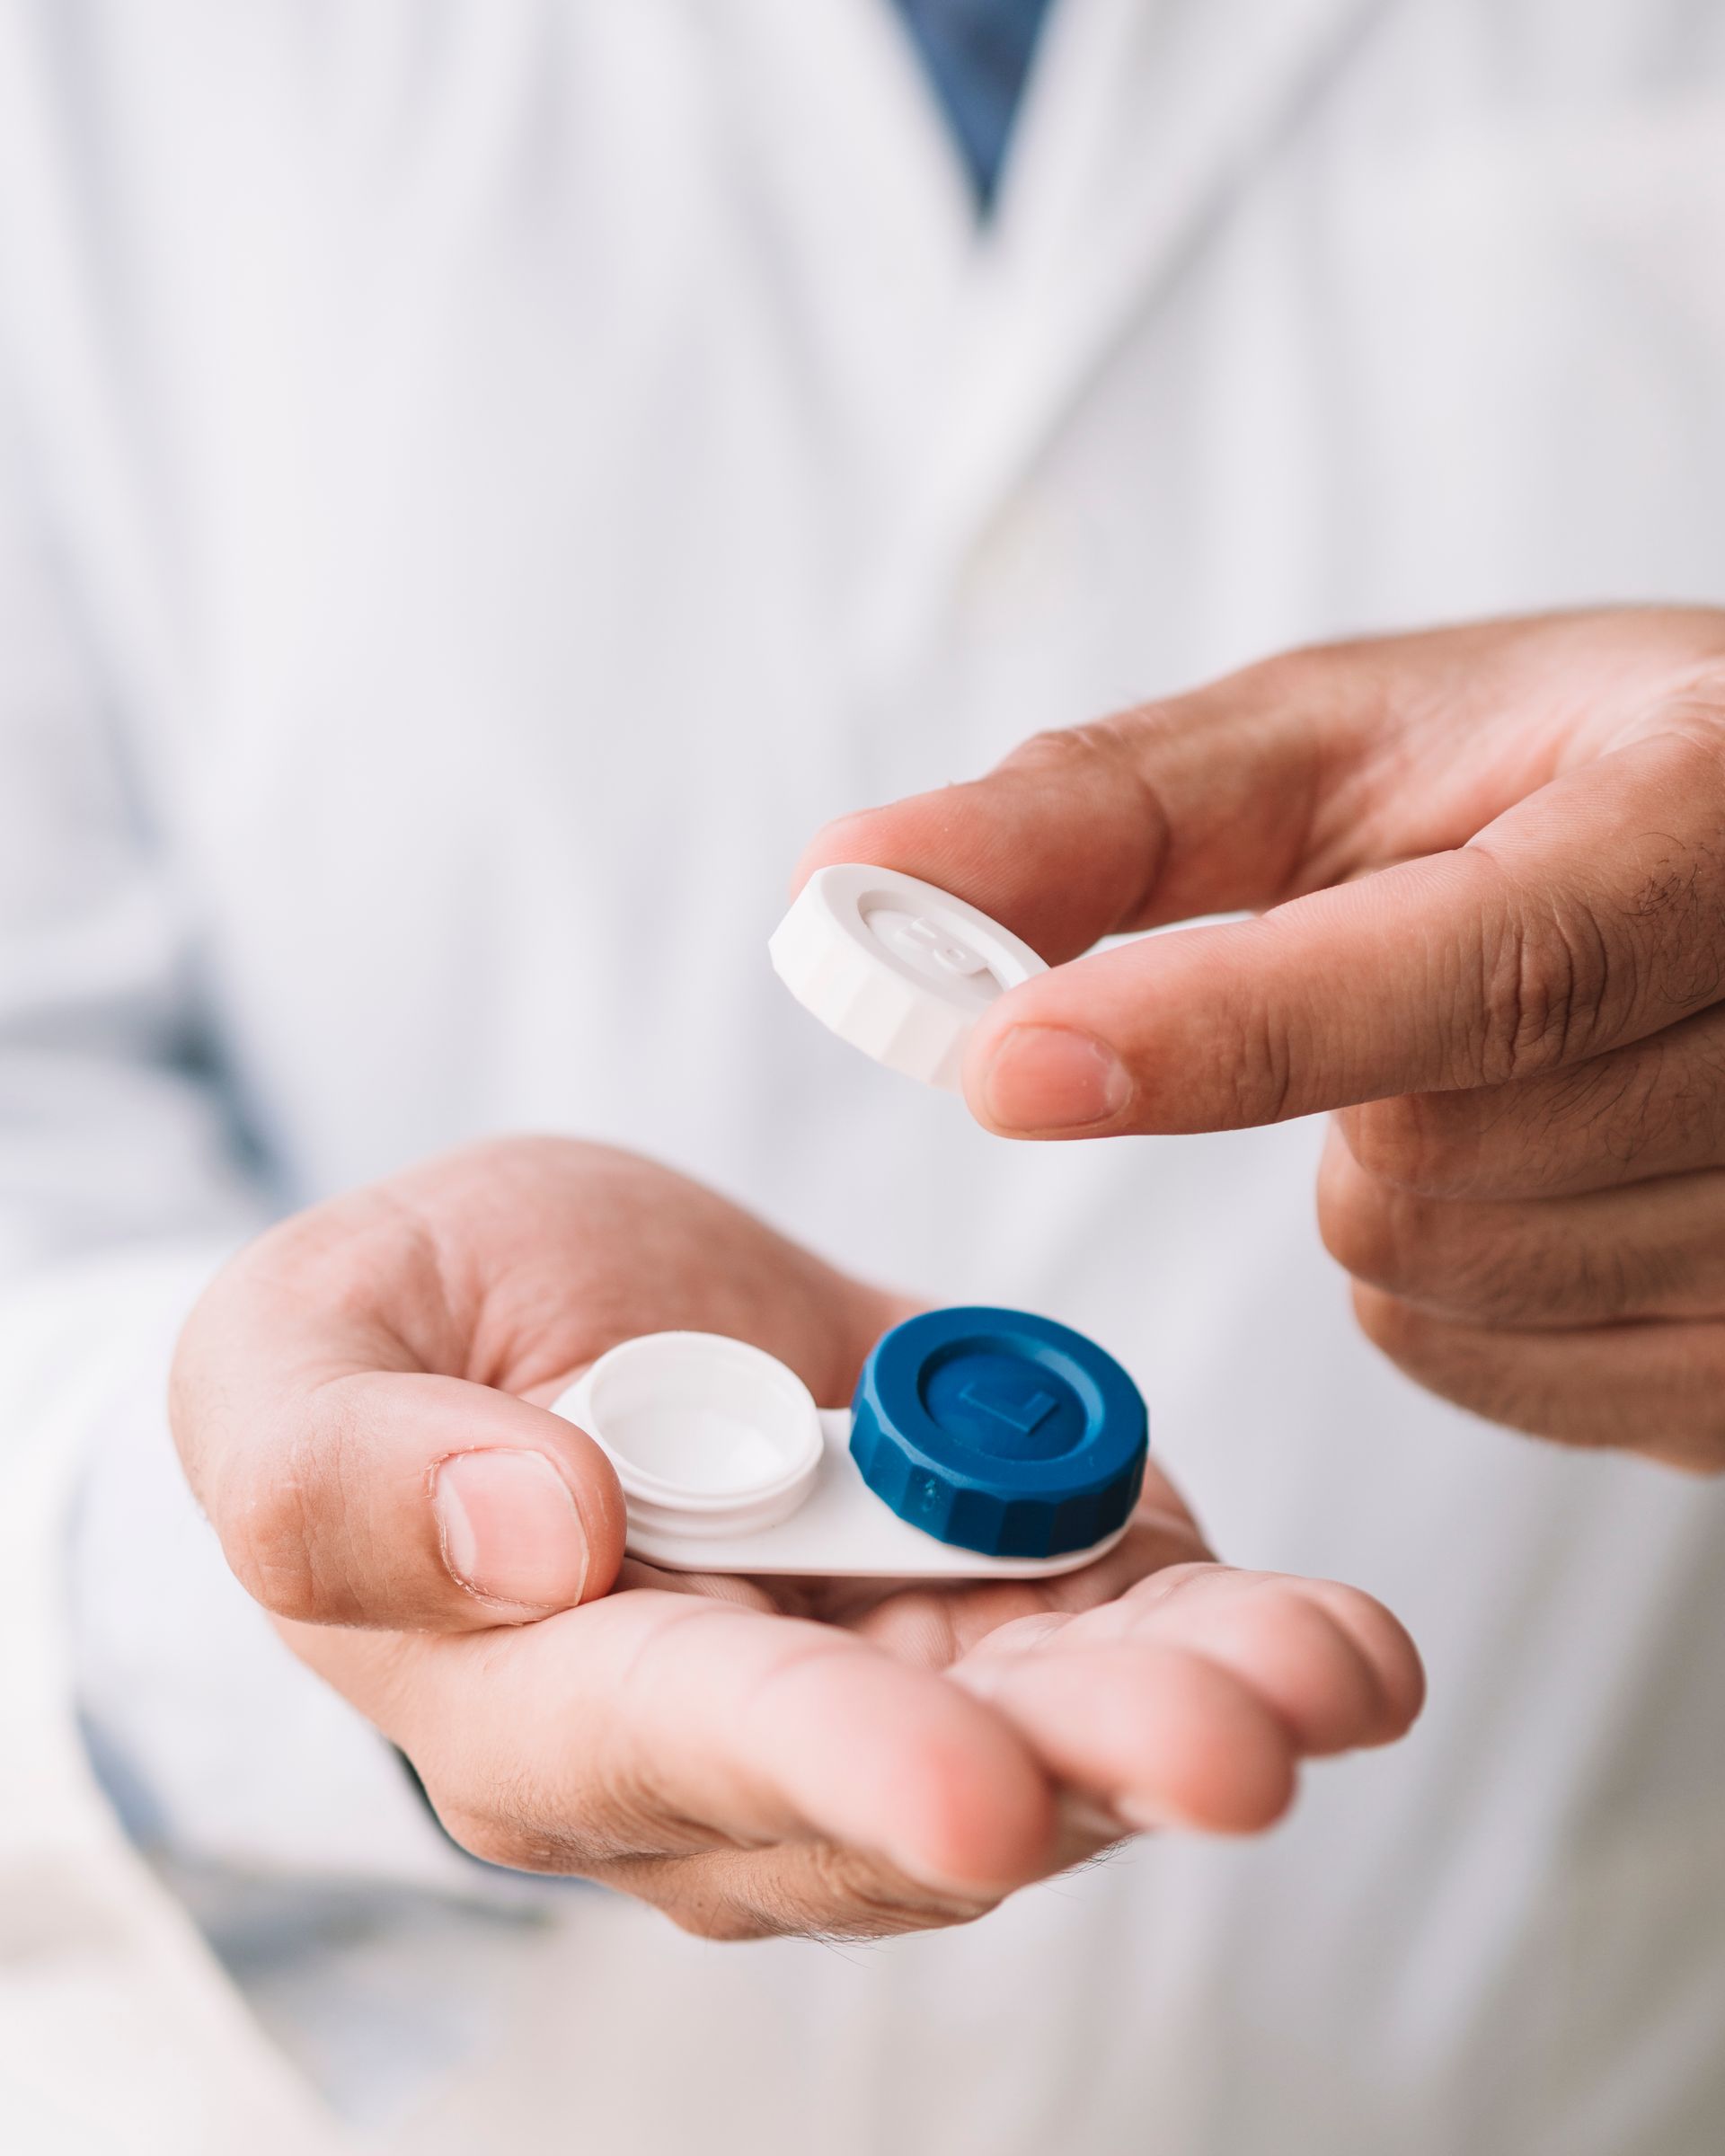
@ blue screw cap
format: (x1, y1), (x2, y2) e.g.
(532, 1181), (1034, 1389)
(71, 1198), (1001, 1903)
(850, 1307), (1149, 1559)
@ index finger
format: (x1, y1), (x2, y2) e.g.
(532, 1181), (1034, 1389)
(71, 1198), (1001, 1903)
(796, 614), (1725, 959)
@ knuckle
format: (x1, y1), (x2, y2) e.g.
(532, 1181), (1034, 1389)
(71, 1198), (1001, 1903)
(434, 1804), (532, 1869)
(1648, 1329), (1725, 1473)
(1476, 895), (1619, 1085)
(1527, 1050), (1674, 1185)
(239, 1403), (376, 1621)
(1007, 715), (1143, 784)
(1626, 866), (1725, 1012)
(217, 1383), (397, 1626)
(1633, 1026), (1725, 1156)
(433, 1759), (604, 1875)
(436, 1804), (574, 1875)
(1005, 713), (1174, 889)
(217, 1460), (327, 1622)
(591, 1766), (706, 1864)
(661, 1895), (776, 1943)
(1317, 1151), (1420, 1292)
(1472, 796), (1725, 1093)
(1341, 1096), (1482, 1197)
(794, 1842), (986, 1940)
(1349, 1281), (1429, 1365)
(1325, 1164), (1561, 1326)
(228, 1547), (323, 1626)
(1225, 992), (1296, 1126)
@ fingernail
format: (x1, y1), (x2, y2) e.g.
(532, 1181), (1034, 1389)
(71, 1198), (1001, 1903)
(433, 1450), (590, 1611)
(981, 1027), (1132, 1133)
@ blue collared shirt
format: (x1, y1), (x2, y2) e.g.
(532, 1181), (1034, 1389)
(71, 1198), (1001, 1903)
(891, 0), (1057, 208)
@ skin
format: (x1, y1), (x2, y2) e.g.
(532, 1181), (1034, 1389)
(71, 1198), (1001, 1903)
(172, 1137), (1421, 1941)
(798, 606), (1725, 1471)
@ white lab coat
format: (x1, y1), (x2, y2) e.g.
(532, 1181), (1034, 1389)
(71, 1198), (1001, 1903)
(4, 3), (1725, 2151)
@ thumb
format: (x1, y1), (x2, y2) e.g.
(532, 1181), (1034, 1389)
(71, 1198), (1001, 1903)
(173, 1294), (628, 1633)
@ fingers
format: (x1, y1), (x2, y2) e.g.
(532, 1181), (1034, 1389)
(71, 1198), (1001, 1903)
(796, 614), (1725, 1141)
(952, 1567), (1423, 1833)
(960, 728), (1725, 1135)
(172, 1200), (628, 1631)
(285, 1560), (1420, 1942)
(799, 657), (1366, 963)
(796, 614), (1705, 960)
(292, 1589), (1058, 1898)
(1351, 1287), (1725, 1471)
(1340, 1002), (1725, 1200)
(285, 1556), (1423, 1942)
(1069, 1567), (1424, 1753)
(832, 1462), (1212, 1659)
(1321, 1131), (1725, 1329)
(960, 1638), (1298, 1833)
(1327, 1053), (1725, 1464)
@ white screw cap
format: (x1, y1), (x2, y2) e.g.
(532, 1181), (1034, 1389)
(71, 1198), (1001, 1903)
(770, 863), (1048, 1090)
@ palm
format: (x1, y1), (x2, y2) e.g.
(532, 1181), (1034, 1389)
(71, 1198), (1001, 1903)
(227, 1136), (1421, 1939)
(618, 1471), (1206, 1646)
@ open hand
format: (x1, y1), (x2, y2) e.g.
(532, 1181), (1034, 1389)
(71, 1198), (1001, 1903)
(172, 1138), (1420, 1939)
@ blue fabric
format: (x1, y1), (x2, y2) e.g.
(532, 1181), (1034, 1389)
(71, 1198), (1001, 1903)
(891, 0), (1057, 208)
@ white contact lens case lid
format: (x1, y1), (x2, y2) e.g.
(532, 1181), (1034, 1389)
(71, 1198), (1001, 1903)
(549, 1331), (1121, 1579)
(769, 863), (1048, 1091)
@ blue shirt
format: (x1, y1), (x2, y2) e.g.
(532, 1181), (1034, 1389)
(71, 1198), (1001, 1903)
(892, 0), (1057, 208)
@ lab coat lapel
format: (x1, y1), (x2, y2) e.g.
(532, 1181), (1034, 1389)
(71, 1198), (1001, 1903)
(713, 0), (978, 523)
(855, 0), (1397, 667)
